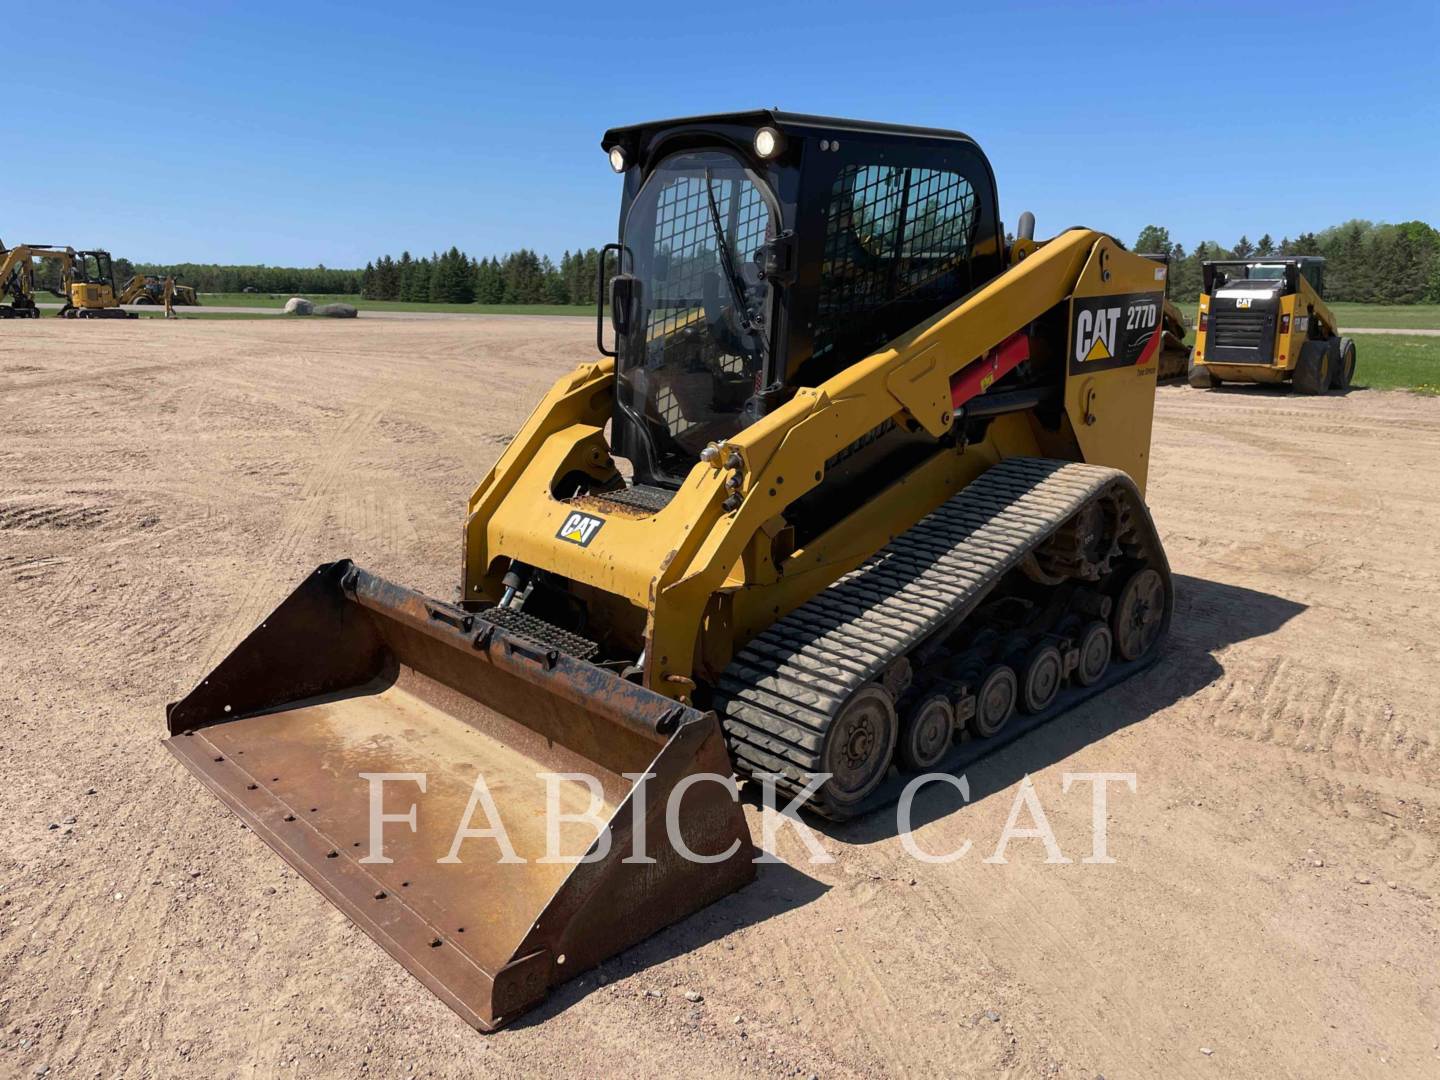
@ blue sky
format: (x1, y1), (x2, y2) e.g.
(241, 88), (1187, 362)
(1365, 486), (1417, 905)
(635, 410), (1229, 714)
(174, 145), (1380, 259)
(9, 1), (1436, 266)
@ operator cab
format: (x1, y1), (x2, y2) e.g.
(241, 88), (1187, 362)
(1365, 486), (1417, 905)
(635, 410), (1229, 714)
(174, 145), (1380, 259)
(74, 250), (117, 288)
(1205, 256), (1324, 297)
(599, 111), (1004, 489)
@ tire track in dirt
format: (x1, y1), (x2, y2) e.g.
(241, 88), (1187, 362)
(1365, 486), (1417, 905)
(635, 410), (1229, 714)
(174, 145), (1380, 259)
(0, 356), (239, 397)
(1178, 650), (1436, 780)
(195, 399), (386, 672)
(1156, 389), (1440, 436)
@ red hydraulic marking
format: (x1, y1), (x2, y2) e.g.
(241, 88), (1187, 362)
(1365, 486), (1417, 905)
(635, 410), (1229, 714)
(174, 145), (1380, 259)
(950, 331), (1030, 409)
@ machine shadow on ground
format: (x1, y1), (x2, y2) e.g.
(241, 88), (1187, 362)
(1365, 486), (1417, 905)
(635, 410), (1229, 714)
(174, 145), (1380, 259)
(520, 572), (1304, 1025)
(1205, 383), (1358, 398)
(823, 573), (1307, 843)
(508, 857), (829, 1027)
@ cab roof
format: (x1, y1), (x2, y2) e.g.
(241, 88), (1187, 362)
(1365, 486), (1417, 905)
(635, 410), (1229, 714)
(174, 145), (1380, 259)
(1202, 256), (1325, 266)
(601, 109), (981, 153)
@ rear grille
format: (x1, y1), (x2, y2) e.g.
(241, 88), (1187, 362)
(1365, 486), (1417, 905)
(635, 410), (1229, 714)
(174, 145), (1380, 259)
(1210, 309), (1271, 357)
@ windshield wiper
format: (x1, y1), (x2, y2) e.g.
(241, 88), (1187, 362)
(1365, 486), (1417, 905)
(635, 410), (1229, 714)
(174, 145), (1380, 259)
(703, 170), (768, 364)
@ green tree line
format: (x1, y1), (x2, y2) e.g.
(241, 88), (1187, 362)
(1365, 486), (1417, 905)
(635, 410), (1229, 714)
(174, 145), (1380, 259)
(93, 218), (1438, 307)
(1133, 219), (1440, 304)
(98, 247), (614, 305)
(359, 247), (610, 305)
(125, 262), (363, 294)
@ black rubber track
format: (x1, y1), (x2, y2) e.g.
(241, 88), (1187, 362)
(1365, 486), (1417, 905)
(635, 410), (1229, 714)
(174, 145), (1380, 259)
(715, 457), (1170, 819)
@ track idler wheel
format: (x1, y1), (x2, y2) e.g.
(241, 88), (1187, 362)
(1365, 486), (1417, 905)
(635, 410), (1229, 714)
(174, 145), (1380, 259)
(1019, 644), (1064, 714)
(969, 665), (1018, 738)
(1113, 567), (1166, 661)
(1074, 621), (1113, 687)
(818, 685), (897, 809)
(897, 692), (955, 770)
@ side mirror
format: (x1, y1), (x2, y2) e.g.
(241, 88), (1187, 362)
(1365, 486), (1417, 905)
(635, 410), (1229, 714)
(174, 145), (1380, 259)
(610, 274), (638, 339)
(761, 230), (797, 286)
(595, 242), (630, 357)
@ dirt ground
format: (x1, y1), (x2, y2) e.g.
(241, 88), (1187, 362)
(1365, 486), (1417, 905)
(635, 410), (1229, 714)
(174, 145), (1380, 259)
(2, 318), (1437, 1079)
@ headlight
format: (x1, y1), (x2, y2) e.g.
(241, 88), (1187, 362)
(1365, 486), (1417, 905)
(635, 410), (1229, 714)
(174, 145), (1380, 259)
(608, 146), (627, 173)
(753, 126), (784, 159)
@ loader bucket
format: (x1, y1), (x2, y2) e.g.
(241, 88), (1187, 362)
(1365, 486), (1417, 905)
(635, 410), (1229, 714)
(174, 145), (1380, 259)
(164, 561), (755, 1031)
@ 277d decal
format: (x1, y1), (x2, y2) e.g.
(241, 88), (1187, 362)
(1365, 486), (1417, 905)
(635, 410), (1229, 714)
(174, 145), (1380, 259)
(1069, 291), (1165, 374)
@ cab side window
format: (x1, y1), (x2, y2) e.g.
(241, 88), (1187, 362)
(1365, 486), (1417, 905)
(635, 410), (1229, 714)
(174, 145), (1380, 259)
(813, 162), (978, 368)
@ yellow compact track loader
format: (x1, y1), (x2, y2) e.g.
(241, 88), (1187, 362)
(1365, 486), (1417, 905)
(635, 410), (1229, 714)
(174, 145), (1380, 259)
(166, 111), (1174, 1031)
(1189, 256), (1355, 392)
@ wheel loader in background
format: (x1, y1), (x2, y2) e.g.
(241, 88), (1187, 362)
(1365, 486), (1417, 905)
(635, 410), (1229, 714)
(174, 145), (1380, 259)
(117, 273), (200, 309)
(165, 111), (1174, 1032)
(1188, 256), (1356, 392)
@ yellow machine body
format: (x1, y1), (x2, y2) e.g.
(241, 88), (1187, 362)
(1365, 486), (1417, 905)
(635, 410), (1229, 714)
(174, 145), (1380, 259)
(464, 228), (1161, 695)
(167, 112), (1175, 1033)
(69, 280), (121, 309)
(1190, 256), (1353, 391)
(1157, 297), (1191, 379)
(0, 242), (77, 317)
(117, 274), (199, 307)
(57, 249), (138, 318)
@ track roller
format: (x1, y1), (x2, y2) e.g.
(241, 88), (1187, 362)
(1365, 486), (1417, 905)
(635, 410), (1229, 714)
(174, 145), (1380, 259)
(1019, 643), (1064, 714)
(897, 692), (956, 770)
(1074, 621), (1113, 686)
(970, 665), (1018, 738)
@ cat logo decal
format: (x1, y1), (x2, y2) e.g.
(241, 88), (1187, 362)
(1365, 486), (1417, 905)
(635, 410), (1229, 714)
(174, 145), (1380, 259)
(556, 511), (606, 547)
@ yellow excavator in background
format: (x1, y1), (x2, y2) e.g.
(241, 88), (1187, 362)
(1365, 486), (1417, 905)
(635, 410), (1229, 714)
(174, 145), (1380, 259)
(56, 249), (138, 318)
(165, 111), (1174, 1032)
(2, 243), (195, 318)
(0, 240), (75, 318)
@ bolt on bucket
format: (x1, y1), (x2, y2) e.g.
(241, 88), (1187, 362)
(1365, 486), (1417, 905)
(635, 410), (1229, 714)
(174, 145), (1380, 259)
(164, 561), (755, 1031)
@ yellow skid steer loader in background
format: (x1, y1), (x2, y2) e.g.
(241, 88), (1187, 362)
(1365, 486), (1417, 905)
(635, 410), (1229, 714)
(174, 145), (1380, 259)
(1189, 256), (1356, 392)
(167, 111), (1173, 1031)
